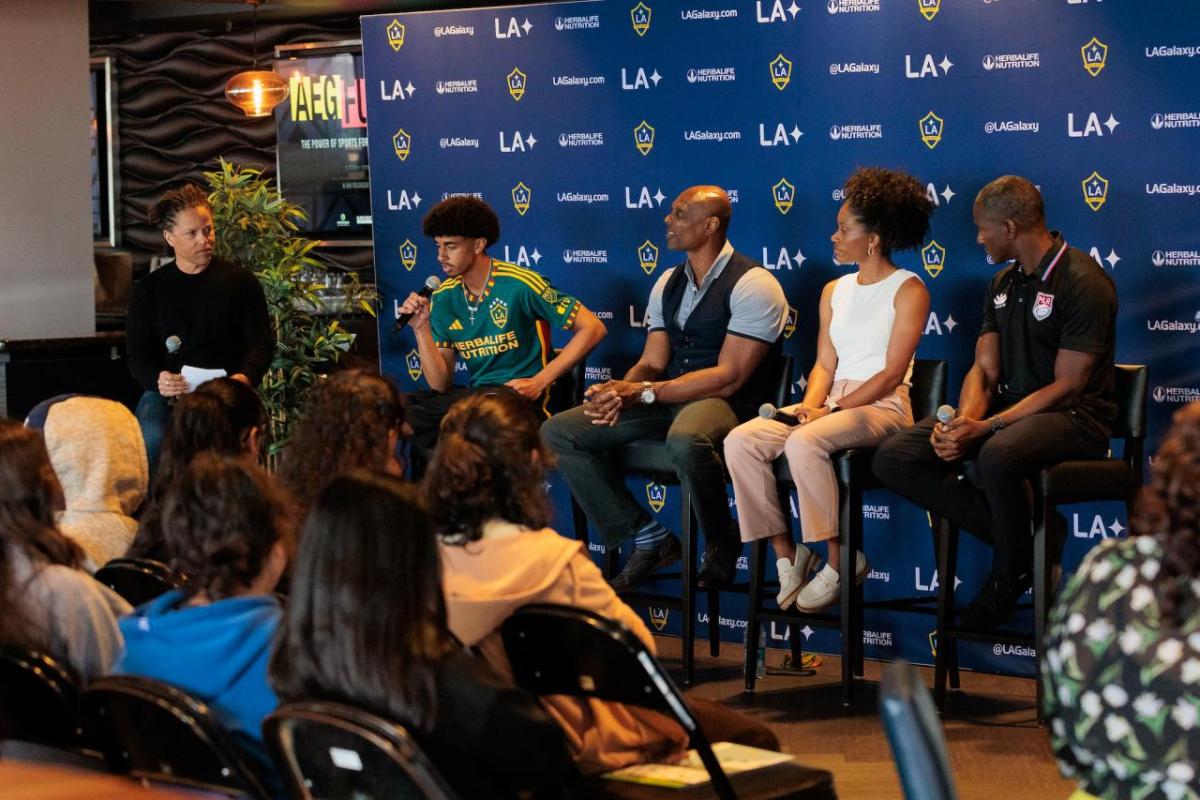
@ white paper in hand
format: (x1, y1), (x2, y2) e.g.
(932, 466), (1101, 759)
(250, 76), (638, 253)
(181, 365), (228, 392)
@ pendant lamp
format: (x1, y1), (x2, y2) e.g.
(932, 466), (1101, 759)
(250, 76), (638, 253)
(225, 0), (288, 118)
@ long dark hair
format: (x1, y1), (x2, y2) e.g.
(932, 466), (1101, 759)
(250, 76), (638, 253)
(0, 420), (84, 647)
(269, 472), (448, 730)
(1131, 402), (1200, 625)
(279, 370), (404, 514)
(423, 391), (552, 544)
(129, 378), (265, 561)
(161, 452), (290, 600)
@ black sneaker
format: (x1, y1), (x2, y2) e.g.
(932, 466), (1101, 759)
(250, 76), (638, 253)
(958, 572), (1032, 630)
(609, 535), (682, 593)
(696, 541), (742, 589)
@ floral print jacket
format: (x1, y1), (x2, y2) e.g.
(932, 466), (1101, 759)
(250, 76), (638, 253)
(1043, 534), (1200, 799)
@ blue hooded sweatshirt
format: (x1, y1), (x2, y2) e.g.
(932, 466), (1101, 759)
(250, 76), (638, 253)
(116, 590), (281, 784)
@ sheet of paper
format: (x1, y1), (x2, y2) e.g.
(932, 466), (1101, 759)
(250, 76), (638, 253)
(181, 365), (227, 391)
(600, 743), (795, 788)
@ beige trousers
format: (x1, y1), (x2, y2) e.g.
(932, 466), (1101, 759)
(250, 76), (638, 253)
(724, 379), (912, 544)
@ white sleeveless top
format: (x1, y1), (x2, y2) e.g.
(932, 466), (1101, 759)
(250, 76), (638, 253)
(828, 268), (920, 384)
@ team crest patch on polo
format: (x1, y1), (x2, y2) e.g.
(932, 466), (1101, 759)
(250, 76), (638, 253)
(1032, 292), (1054, 321)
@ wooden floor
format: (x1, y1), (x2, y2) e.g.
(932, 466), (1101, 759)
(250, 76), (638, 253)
(655, 638), (1077, 800)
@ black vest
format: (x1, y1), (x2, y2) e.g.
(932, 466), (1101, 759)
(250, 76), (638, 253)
(661, 251), (783, 420)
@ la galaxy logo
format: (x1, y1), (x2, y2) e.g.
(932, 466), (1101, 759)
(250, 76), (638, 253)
(638, 240), (660, 275)
(919, 111), (944, 149)
(399, 239), (417, 271)
(1081, 36), (1108, 78)
(633, 120), (655, 156)
(646, 482), (666, 513)
(506, 67), (527, 101)
(405, 349), (422, 381)
(784, 305), (798, 339)
(489, 298), (509, 329)
(648, 607), (669, 632)
(540, 286), (559, 304)
(918, 0), (940, 22)
(770, 53), (793, 90)
(631, 2), (652, 36)
(773, 178), (796, 215)
(511, 181), (532, 216)
(1081, 171), (1109, 211)
(391, 129), (412, 161)
(921, 240), (946, 278)
(1032, 291), (1054, 322)
(386, 20), (406, 52)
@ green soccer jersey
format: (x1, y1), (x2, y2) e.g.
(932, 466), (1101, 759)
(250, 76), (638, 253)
(429, 259), (580, 388)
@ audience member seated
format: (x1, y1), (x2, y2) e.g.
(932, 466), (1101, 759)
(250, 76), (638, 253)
(270, 471), (573, 799)
(278, 370), (404, 517)
(25, 395), (149, 570)
(128, 377), (265, 564)
(115, 453), (291, 782)
(0, 419), (130, 681)
(429, 392), (779, 774)
(1043, 402), (1200, 800)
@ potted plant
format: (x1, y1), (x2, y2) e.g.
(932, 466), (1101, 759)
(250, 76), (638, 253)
(204, 158), (377, 465)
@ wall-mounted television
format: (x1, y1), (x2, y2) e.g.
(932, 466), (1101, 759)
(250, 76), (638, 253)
(274, 41), (371, 246)
(90, 56), (119, 248)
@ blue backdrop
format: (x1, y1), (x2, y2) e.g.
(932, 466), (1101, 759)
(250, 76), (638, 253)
(361, 0), (1200, 677)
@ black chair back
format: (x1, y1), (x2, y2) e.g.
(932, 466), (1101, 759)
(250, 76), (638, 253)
(546, 347), (587, 415)
(264, 701), (459, 800)
(0, 645), (81, 747)
(880, 661), (958, 800)
(767, 354), (793, 408)
(93, 558), (179, 607)
(80, 675), (271, 799)
(1112, 364), (1148, 483)
(500, 603), (736, 800)
(909, 359), (948, 422)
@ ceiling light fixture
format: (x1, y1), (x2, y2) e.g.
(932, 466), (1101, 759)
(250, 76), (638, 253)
(224, 0), (288, 118)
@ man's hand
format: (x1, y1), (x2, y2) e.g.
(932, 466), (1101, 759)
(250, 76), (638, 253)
(505, 376), (549, 401)
(397, 291), (432, 332)
(583, 380), (645, 426)
(157, 370), (190, 398)
(930, 417), (990, 461)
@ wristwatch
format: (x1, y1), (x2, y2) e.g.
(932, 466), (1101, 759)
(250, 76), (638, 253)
(988, 415), (1006, 434)
(640, 381), (657, 405)
(827, 399), (842, 414)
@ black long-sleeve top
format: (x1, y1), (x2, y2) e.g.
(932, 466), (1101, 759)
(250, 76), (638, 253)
(126, 258), (274, 392)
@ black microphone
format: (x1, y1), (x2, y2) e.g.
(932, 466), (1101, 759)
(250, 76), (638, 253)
(759, 402), (801, 426)
(393, 276), (443, 332)
(936, 404), (956, 426)
(165, 335), (182, 373)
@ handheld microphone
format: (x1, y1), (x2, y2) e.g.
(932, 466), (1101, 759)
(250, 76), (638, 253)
(165, 335), (182, 372)
(936, 404), (956, 425)
(392, 276), (443, 332)
(759, 402), (801, 427)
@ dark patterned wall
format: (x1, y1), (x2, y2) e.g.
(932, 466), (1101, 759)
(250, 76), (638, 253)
(92, 18), (372, 272)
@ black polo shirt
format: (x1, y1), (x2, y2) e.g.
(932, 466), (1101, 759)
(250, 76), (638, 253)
(980, 233), (1117, 436)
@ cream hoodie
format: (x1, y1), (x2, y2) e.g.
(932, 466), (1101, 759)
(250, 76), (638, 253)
(441, 521), (689, 774)
(41, 396), (148, 570)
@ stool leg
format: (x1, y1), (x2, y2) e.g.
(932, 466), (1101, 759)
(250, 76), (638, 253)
(680, 490), (696, 686)
(838, 485), (855, 707)
(745, 540), (766, 691)
(789, 623), (802, 667)
(845, 480), (866, 679)
(708, 588), (720, 658)
(1034, 497), (1053, 726)
(934, 516), (959, 711)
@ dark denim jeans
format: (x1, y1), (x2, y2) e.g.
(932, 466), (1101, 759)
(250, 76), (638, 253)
(135, 391), (171, 483)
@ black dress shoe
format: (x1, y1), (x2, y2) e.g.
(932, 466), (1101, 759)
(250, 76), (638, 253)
(695, 541), (742, 589)
(609, 535), (682, 593)
(958, 572), (1032, 630)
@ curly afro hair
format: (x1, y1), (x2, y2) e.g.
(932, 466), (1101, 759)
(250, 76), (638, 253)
(842, 167), (934, 255)
(421, 196), (500, 248)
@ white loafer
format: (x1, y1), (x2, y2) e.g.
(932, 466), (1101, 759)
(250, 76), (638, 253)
(775, 545), (816, 608)
(794, 551), (869, 612)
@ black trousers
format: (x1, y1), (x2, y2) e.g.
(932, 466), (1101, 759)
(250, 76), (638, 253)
(872, 411), (1108, 582)
(406, 386), (542, 475)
